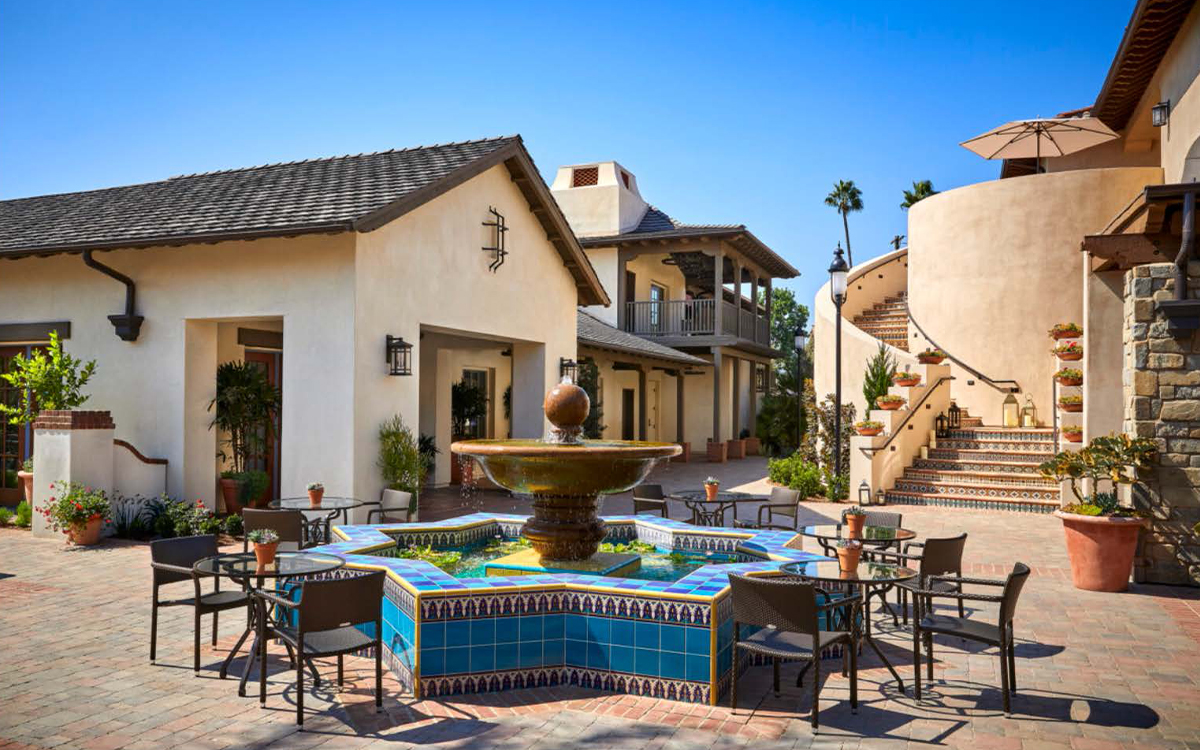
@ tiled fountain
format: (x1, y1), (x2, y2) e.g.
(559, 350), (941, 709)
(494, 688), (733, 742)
(309, 381), (824, 704)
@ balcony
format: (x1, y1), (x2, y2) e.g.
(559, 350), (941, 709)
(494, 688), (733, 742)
(624, 299), (771, 348)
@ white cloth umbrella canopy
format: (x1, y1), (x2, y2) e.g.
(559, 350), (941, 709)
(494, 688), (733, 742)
(960, 117), (1118, 169)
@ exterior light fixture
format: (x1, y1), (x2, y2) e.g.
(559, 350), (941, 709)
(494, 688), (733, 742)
(1152, 101), (1170, 128)
(858, 480), (871, 506)
(794, 326), (808, 351)
(829, 244), (850, 478)
(828, 245), (849, 305)
(385, 335), (412, 376)
(1020, 395), (1038, 428)
(794, 326), (809, 449)
(1002, 393), (1019, 427)
(948, 402), (961, 430)
(559, 357), (578, 383)
(935, 412), (949, 438)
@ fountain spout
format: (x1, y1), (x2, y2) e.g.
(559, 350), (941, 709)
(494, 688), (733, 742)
(544, 379), (589, 445)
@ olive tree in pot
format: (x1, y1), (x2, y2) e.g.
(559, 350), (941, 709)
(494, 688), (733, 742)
(379, 415), (426, 520)
(208, 361), (280, 515)
(1039, 433), (1157, 592)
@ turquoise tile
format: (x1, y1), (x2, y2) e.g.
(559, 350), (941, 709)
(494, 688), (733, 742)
(611, 645), (634, 673)
(544, 614), (564, 639)
(686, 655), (709, 682)
(519, 641), (542, 668)
(686, 626), (709, 655)
(422, 648), (445, 676)
(471, 618), (496, 645)
(587, 616), (611, 644)
(634, 621), (659, 649)
(586, 642), (609, 670)
(446, 620), (470, 647)
(610, 619), (634, 646)
(496, 644), (519, 671)
(565, 639), (587, 667)
(544, 638), (565, 666)
(496, 617), (518, 643)
(634, 647), (659, 677)
(519, 615), (544, 641)
(565, 614), (587, 641)
(470, 645), (494, 672)
(445, 646), (470, 674)
(421, 622), (445, 649)
(661, 651), (685, 680)
(660, 624), (686, 653)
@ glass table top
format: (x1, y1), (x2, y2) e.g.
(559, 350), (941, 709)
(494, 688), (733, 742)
(799, 524), (917, 542)
(194, 552), (345, 579)
(671, 490), (761, 503)
(779, 559), (917, 583)
(272, 496), (364, 511)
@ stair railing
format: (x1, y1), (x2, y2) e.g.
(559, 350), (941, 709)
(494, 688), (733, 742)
(862, 376), (955, 456)
(906, 311), (1020, 394)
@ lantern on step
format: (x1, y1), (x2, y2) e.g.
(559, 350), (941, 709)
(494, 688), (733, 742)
(1020, 395), (1038, 428)
(858, 480), (872, 506)
(1002, 393), (1020, 427)
(948, 402), (961, 430)
(935, 412), (949, 438)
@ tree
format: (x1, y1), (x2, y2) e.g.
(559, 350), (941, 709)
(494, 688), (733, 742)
(208, 361), (280, 474)
(862, 341), (897, 412)
(824, 180), (863, 267)
(0, 331), (96, 426)
(577, 358), (606, 439)
(450, 380), (489, 438)
(766, 287), (810, 395)
(900, 180), (938, 210)
(891, 234), (905, 250)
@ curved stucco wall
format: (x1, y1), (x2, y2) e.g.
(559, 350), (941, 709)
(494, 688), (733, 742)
(906, 166), (1163, 423)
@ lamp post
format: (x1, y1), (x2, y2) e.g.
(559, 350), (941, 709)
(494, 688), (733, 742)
(829, 245), (849, 478)
(794, 326), (808, 451)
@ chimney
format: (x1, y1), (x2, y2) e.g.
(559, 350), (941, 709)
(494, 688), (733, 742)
(550, 161), (647, 237)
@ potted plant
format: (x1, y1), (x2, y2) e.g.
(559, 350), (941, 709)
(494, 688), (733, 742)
(1039, 434), (1155, 592)
(1058, 395), (1083, 413)
(38, 481), (110, 546)
(306, 482), (325, 507)
(1061, 425), (1083, 443)
(1049, 322), (1083, 340)
(855, 420), (884, 437)
(876, 394), (906, 411)
(836, 538), (862, 572)
(17, 458), (33, 504)
(704, 476), (720, 501)
(209, 361), (280, 513)
(247, 528), (280, 567)
(379, 415), (426, 520)
(893, 370), (921, 387)
(916, 348), (946, 365)
(842, 505), (866, 538)
(449, 380), (488, 485)
(1055, 367), (1083, 387)
(1053, 341), (1083, 361)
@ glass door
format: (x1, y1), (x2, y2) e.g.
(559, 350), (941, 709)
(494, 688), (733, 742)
(0, 346), (31, 505)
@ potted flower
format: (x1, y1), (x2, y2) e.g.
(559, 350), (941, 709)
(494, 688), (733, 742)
(876, 394), (906, 411)
(209, 361), (280, 513)
(38, 481), (110, 546)
(1039, 434), (1155, 592)
(307, 482), (325, 507)
(704, 476), (720, 501)
(916, 348), (946, 365)
(1053, 341), (1083, 361)
(1055, 368), (1083, 387)
(1058, 395), (1083, 413)
(836, 538), (862, 572)
(1060, 425), (1083, 443)
(893, 370), (921, 387)
(247, 528), (280, 567)
(855, 420), (884, 437)
(16, 458), (33, 504)
(1048, 322), (1083, 340)
(842, 506), (867, 538)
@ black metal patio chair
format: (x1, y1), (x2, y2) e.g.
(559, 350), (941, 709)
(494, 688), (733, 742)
(632, 484), (669, 518)
(734, 486), (802, 530)
(729, 573), (860, 729)
(910, 562), (1030, 714)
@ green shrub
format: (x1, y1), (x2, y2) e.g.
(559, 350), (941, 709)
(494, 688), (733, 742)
(767, 454), (824, 498)
(862, 341), (897, 411)
(0, 508), (12, 526)
(822, 469), (849, 501)
(14, 501), (32, 527)
(223, 514), (243, 537)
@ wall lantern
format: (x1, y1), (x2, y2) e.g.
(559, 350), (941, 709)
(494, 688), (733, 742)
(385, 335), (413, 376)
(559, 357), (578, 383)
(858, 480), (871, 506)
(1002, 393), (1020, 427)
(1152, 100), (1170, 128)
(1020, 395), (1038, 428)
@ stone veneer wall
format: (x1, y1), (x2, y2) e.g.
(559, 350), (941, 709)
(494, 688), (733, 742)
(1123, 262), (1200, 585)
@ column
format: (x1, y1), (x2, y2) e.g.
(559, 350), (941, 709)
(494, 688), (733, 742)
(616, 252), (629, 331)
(676, 371), (685, 444)
(637, 365), (647, 441)
(32, 411), (117, 538)
(712, 249), (724, 336)
(749, 362), (759, 435)
(730, 354), (740, 438)
(734, 260), (743, 339)
(711, 347), (723, 444)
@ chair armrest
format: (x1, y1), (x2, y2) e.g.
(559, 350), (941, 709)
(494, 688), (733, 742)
(155, 561), (199, 576)
(758, 503), (794, 526)
(902, 541), (925, 555)
(907, 588), (1003, 603)
(816, 593), (862, 612)
(254, 589), (299, 610)
(929, 574), (1004, 587)
(366, 507), (410, 524)
(870, 549), (925, 564)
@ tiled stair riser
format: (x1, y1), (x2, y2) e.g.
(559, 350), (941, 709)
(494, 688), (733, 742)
(883, 492), (1057, 513)
(902, 469), (1057, 488)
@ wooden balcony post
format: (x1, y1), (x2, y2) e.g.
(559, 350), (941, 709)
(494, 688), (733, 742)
(731, 354), (740, 437)
(617, 252), (629, 331)
(712, 249), (724, 337)
(711, 347), (723, 444)
(676, 371), (685, 443)
(734, 260), (743, 339)
(637, 365), (647, 441)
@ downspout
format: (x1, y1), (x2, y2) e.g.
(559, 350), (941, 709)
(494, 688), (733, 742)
(1174, 190), (1195, 302)
(82, 250), (144, 341)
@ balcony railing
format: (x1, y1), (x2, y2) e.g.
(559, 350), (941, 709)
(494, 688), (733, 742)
(624, 299), (771, 345)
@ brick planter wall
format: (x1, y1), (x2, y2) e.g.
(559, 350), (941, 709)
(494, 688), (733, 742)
(725, 439), (745, 460)
(1123, 263), (1200, 585)
(671, 442), (691, 463)
(706, 440), (727, 463)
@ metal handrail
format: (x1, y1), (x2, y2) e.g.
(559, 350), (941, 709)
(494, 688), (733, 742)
(906, 311), (1020, 393)
(862, 376), (954, 456)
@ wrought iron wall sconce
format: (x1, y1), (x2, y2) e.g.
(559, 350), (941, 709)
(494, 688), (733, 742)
(386, 335), (412, 376)
(482, 207), (508, 272)
(1152, 100), (1170, 128)
(559, 357), (578, 383)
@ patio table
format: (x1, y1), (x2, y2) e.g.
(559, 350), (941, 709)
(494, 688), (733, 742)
(194, 551), (344, 697)
(668, 490), (762, 526)
(780, 559), (917, 692)
(270, 496), (364, 545)
(798, 524), (917, 557)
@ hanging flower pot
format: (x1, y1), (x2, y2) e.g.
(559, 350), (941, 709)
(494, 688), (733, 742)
(916, 348), (946, 365)
(1055, 368), (1083, 387)
(892, 371), (921, 387)
(1053, 342), (1083, 361)
(1058, 396), (1083, 413)
(1049, 323), (1083, 340)
(855, 420), (884, 437)
(876, 395), (906, 411)
(1061, 426), (1083, 443)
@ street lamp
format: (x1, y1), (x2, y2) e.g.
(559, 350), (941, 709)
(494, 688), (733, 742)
(794, 326), (808, 451)
(829, 244), (850, 479)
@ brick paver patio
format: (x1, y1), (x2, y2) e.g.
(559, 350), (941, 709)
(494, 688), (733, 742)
(3, 464), (1199, 749)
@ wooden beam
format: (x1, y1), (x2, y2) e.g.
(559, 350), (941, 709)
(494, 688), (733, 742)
(0, 321), (70, 343)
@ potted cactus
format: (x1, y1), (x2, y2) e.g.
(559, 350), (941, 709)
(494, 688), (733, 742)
(836, 538), (862, 572)
(916, 348), (946, 365)
(247, 528), (280, 567)
(876, 394), (906, 411)
(704, 476), (720, 501)
(1049, 322), (1083, 340)
(1061, 425), (1083, 443)
(1058, 395), (1083, 413)
(306, 481), (325, 508)
(1055, 368), (1083, 387)
(1053, 341), (1083, 361)
(893, 370), (921, 387)
(842, 505), (867, 538)
(855, 420), (884, 437)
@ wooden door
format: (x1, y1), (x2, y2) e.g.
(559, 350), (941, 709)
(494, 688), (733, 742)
(0, 346), (31, 505)
(244, 350), (281, 502)
(621, 389), (635, 440)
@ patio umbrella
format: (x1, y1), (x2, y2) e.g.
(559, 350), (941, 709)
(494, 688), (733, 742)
(960, 117), (1118, 173)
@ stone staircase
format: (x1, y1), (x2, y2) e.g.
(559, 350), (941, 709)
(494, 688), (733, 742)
(884, 426), (1061, 513)
(852, 292), (909, 351)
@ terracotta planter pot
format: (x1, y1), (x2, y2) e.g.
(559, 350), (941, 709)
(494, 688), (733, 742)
(1052, 329), (1082, 340)
(1056, 351), (1083, 361)
(877, 400), (904, 411)
(705, 484), (719, 501)
(893, 377), (921, 387)
(744, 437), (761, 456)
(253, 541), (279, 567)
(1056, 377), (1083, 388)
(917, 356), (945, 365)
(836, 545), (862, 573)
(308, 488), (324, 508)
(726, 439), (746, 459)
(672, 442), (691, 463)
(219, 478), (244, 516)
(16, 470), (33, 504)
(1062, 431), (1083, 443)
(1055, 511), (1145, 592)
(68, 517), (103, 546)
(856, 426), (883, 437)
(843, 514), (866, 539)
(1058, 401), (1083, 413)
(706, 441), (727, 463)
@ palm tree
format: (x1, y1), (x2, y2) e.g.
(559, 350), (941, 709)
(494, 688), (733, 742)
(891, 234), (905, 250)
(900, 180), (938, 210)
(824, 180), (863, 267)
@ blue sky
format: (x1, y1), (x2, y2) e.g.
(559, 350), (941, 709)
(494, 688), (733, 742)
(0, 1), (1134, 310)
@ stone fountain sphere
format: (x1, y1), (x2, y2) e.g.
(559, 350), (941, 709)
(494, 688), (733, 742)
(544, 380), (590, 432)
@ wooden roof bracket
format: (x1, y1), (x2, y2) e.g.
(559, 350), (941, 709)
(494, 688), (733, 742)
(82, 250), (143, 341)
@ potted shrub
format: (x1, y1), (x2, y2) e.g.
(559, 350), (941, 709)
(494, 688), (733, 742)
(379, 415), (426, 521)
(1049, 322), (1083, 340)
(1061, 425), (1083, 443)
(876, 394), (906, 411)
(247, 528), (280, 567)
(1053, 341), (1083, 361)
(1055, 367), (1083, 387)
(916, 348), (946, 365)
(836, 538), (862, 572)
(893, 370), (921, 387)
(17, 458), (33, 504)
(842, 505), (866, 538)
(449, 380), (488, 485)
(1058, 395), (1083, 413)
(855, 420), (884, 437)
(1039, 434), (1155, 592)
(704, 476), (720, 501)
(38, 481), (110, 546)
(306, 482), (325, 507)
(209, 361), (280, 513)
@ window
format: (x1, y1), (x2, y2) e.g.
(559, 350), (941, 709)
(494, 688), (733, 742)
(755, 364), (768, 393)
(572, 166), (599, 187)
(461, 369), (489, 439)
(649, 283), (666, 328)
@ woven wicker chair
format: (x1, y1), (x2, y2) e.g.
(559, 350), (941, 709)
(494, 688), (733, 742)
(254, 570), (386, 726)
(887, 533), (969, 623)
(632, 484), (669, 518)
(150, 535), (250, 673)
(735, 486), (802, 530)
(365, 489), (413, 524)
(242, 509), (308, 552)
(910, 562), (1030, 714)
(729, 573), (860, 729)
